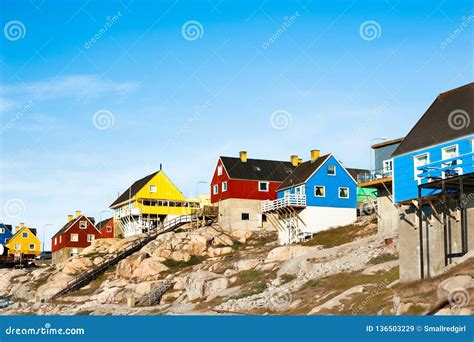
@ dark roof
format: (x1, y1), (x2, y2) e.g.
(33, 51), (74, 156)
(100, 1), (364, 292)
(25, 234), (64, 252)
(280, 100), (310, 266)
(52, 218), (78, 239)
(110, 171), (159, 208)
(96, 217), (112, 231)
(10, 226), (38, 241)
(220, 157), (296, 182)
(277, 154), (331, 190)
(393, 83), (474, 157)
(371, 138), (404, 149)
(346, 168), (369, 181)
(0, 223), (12, 233)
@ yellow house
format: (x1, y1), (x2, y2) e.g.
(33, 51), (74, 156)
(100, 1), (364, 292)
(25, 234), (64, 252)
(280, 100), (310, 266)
(110, 169), (199, 237)
(5, 223), (41, 257)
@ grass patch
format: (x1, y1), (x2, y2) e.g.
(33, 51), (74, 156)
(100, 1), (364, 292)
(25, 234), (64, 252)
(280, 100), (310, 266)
(406, 304), (426, 315)
(368, 253), (398, 265)
(301, 223), (373, 248)
(232, 282), (268, 300)
(236, 270), (263, 283)
(280, 274), (297, 284)
(162, 255), (204, 271)
(303, 279), (320, 288)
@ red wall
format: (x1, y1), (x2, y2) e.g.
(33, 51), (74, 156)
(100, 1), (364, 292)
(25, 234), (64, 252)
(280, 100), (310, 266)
(210, 159), (281, 203)
(52, 216), (102, 252)
(99, 218), (114, 238)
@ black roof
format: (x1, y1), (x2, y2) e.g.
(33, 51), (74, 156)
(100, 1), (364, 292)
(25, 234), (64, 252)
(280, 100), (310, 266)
(110, 171), (159, 208)
(96, 217), (112, 231)
(278, 154), (331, 190)
(51, 218), (78, 239)
(0, 223), (12, 233)
(346, 168), (369, 180)
(393, 83), (474, 157)
(220, 157), (296, 182)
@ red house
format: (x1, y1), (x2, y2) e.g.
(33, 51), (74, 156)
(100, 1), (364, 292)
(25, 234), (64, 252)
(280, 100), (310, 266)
(96, 217), (115, 238)
(51, 211), (102, 264)
(210, 151), (298, 231)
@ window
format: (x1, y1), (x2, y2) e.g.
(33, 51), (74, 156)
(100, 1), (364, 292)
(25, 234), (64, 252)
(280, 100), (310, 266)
(213, 184), (219, 195)
(79, 221), (87, 229)
(338, 187), (349, 199)
(222, 181), (227, 192)
(414, 153), (429, 181)
(22, 232), (28, 238)
(327, 165), (336, 176)
(259, 181), (269, 192)
(29, 244), (35, 250)
(149, 184), (157, 193)
(54, 237), (57, 245)
(383, 159), (393, 175)
(106, 226), (112, 233)
(217, 165), (223, 176)
(0, 228), (4, 234)
(59, 236), (62, 243)
(241, 213), (250, 221)
(262, 214), (267, 223)
(442, 145), (458, 160)
(284, 190), (291, 197)
(70, 234), (79, 242)
(4, 238), (9, 243)
(87, 234), (95, 242)
(295, 185), (305, 196)
(14, 243), (21, 250)
(314, 186), (325, 197)
(71, 248), (78, 256)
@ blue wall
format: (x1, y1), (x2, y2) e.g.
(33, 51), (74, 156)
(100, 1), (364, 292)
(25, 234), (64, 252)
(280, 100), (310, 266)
(393, 135), (474, 203)
(278, 155), (357, 209)
(0, 223), (13, 245)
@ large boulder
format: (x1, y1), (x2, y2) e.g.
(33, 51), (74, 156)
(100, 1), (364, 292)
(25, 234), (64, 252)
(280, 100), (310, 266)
(9, 283), (34, 301)
(62, 257), (93, 276)
(207, 247), (233, 257)
(234, 259), (260, 271)
(182, 270), (228, 300)
(116, 253), (148, 279)
(132, 258), (168, 281)
(230, 230), (253, 243)
(266, 246), (313, 263)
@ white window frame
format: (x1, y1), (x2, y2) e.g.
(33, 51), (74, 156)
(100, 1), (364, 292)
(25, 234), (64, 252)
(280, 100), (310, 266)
(414, 153), (430, 182)
(59, 236), (62, 243)
(222, 181), (227, 192)
(149, 184), (157, 193)
(87, 234), (95, 242)
(217, 165), (223, 176)
(14, 243), (21, 250)
(22, 232), (28, 238)
(0, 228), (4, 234)
(382, 159), (393, 174)
(314, 185), (325, 198)
(70, 234), (79, 242)
(54, 237), (57, 245)
(29, 244), (35, 251)
(72, 248), (78, 256)
(295, 185), (305, 196)
(258, 181), (269, 192)
(106, 226), (112, 233)
(79, 221), (87, 229)
(442, 145), (458, 160)
(213, 184), (219, 195)
(284, 190), (291, 197)
(338, 187), (350, 199)
(327, 165), (336, 176)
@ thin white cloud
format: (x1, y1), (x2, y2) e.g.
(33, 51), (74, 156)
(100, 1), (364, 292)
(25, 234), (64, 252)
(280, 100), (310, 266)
(0, 75), (139, 102)
(0, 97), (16, 114)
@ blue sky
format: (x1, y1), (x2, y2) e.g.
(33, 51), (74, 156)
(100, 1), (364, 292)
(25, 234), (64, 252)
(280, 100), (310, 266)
(0, 0), (473, 249)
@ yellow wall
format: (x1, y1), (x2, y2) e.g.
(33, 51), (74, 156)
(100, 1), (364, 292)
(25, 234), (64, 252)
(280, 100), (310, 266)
(131, 171), (194, 216)
(5, 227), (41, 256)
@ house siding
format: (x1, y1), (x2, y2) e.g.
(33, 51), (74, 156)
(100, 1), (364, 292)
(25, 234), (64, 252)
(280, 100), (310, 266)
(393, 136), (474, 203)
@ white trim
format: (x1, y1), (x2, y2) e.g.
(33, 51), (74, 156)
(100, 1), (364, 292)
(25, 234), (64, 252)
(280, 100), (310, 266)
(222, 181), (227, 192)
(414, 153), (430, 181)
(87, 234), (95, 242)
(0, 228), (4, 234)
(79, 220), (87, 229)
(149, 184), (157, 193)
(279, 154), (332, 191)
(217, 165), (223, 176)
(338, 187), (350, 199)
(314, 185), (326, 197)
(441, 144), (458, 160)
(258, 181), (269, 192)
(70, 234), (79, 242)
(14, 243), (21, 250)
(29, 243), (35, 251)
(382, 159), (393, 173)
(213, 184), (218, 195)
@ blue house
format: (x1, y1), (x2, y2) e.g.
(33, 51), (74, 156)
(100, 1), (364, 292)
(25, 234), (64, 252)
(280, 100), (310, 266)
(0, 223), (13, 244)
(262, 150), (357, 244)
(391, 82), (474, 282)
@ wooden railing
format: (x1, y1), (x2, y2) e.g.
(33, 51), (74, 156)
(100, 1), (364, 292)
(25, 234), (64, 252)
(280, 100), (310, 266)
(261, 194), (306, 213)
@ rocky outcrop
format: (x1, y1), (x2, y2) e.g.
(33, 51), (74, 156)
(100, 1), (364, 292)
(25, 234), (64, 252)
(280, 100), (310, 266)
(182, 270), (229, 300)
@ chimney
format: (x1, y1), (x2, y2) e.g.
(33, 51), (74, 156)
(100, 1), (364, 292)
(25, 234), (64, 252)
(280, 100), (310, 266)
(15, 226), (19, 233)
(20, 223), (25, 228)
(310, 149), (320, 163)
(291, 155), (299, 167)
(75, 210), (81, 218)
(239, 151), (247, 163)
(68, 214), (73, 222)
